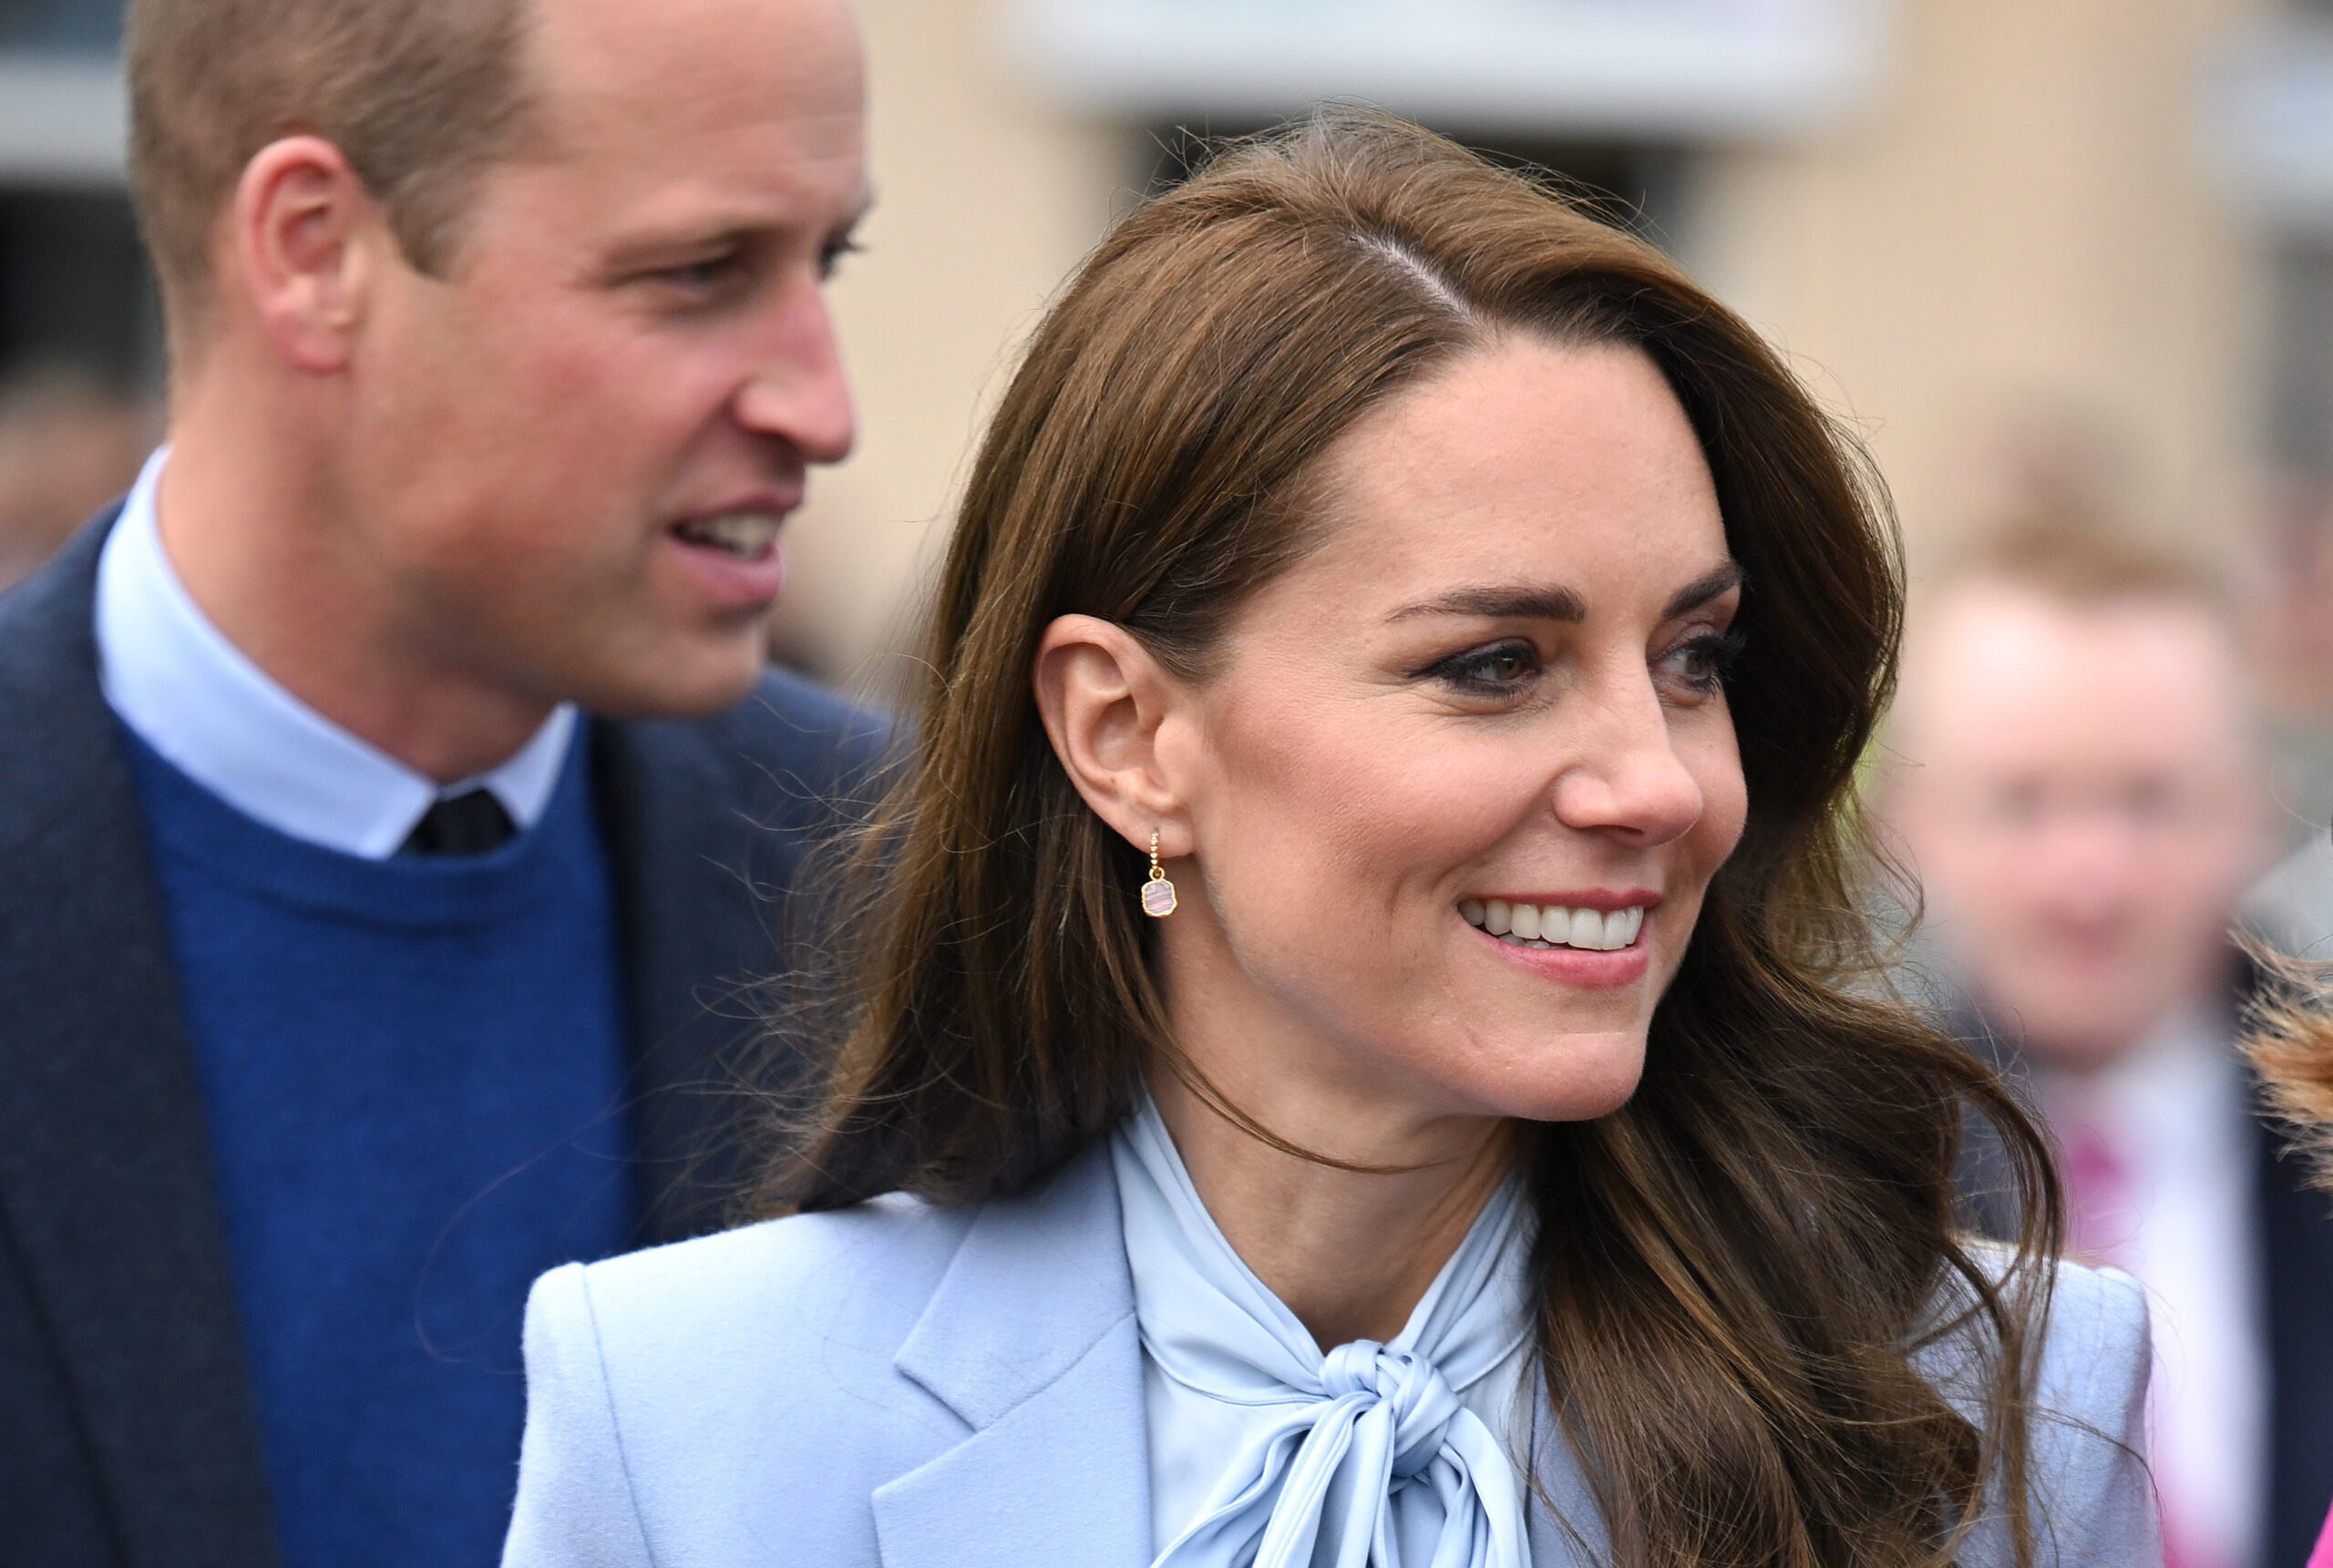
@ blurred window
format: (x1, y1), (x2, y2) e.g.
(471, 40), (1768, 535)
(1140, 128), (1691, 258)
(0, 189), (155, 386)
(1008, 0), (1887, 140)
(0, 0), (123, 54)
(0, 0), (155, 585)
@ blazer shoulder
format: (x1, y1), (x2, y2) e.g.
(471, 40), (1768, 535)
(2028, 1260), (2156, 1565)
(2034, 1255), (2149, 1388)
(1920, 1245), (2150, 1416)
(1918, 1248), (2156, 1566)
(508, 1198), (979, 1568)
(0, 510), (112, 768)
(0, 506), (111, 650)
(575, 1193), (972, 1364)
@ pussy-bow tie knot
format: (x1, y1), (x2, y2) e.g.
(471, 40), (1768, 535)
(1320, 1341), (1463, 1479)
(1114, 1095), (1535, 1568)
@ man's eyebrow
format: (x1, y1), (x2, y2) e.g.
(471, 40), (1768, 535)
(600, 223), (759, 272)
(1383, 563), (1742, 626)
(599, 191), (875, 272)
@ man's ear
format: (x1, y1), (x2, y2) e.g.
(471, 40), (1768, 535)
(1033, 614), (1196, 857)
(230, 136), (386, 374)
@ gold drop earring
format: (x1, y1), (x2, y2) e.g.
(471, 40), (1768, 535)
(1140, 832), (1177, 917)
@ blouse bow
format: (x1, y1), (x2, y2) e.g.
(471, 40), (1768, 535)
(1112, 1099), (1535, 1568)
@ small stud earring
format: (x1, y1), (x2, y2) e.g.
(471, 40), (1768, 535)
(1140, 832), (1177, 917)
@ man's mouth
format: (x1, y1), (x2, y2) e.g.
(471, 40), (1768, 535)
(671, 510), (784, 561)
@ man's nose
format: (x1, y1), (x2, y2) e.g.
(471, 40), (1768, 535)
(2030, 811), (2149, 908)
(1548, 679), (1705, 845)
(733, 282), (855, 466)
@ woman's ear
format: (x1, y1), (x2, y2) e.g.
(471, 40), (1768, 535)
(1033, 614), (1195, 856)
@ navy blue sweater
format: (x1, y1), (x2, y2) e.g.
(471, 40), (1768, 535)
(125, 728), (636, 1568)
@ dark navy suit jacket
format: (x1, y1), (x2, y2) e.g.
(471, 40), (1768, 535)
(0, 509), (885, 1568)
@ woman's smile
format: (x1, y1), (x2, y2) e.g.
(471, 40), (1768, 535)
(1456, 894), (1658, 988)
(1457, 894), (1651, 951)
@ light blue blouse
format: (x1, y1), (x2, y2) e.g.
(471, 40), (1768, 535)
(1115, 1098), (1535, 1564)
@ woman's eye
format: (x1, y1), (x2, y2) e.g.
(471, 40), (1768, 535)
(1660, 630), (1745, 695)
(1421, 640), (1541, 693)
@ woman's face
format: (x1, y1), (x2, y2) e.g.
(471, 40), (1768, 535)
(1154, 337), (1746, 1132)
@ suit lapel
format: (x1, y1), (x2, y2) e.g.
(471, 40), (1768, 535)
(0, 515), (278, 1568)
(591, 682), (885, 1245)
(590, 716), (773, 1243)
(2255, 1103), (2333, 1568)
(872, 1145), (1153, 1568)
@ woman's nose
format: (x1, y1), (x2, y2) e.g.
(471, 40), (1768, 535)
(1547, 678), (1705, 845)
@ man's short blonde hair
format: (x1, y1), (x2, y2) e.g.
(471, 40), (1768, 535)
(126, 0), (535, 339)
(1945, 509), (2233, 616)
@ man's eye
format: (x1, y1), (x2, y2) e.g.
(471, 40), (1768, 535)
(817, 236), (865, 282)
(662, 255), (738, 290)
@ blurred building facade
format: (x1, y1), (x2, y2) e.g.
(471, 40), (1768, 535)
(761, 0), (2303, 713)
(2, 0), (2323, 733)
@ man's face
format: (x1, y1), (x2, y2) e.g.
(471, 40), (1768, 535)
(346, 0), (866, 717)
(1886, 581), (2269, 1071)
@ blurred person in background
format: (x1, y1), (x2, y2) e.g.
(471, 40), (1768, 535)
(1881, 518), (2333, 1568)
(0, 1), (876, 1565)
(0, 365), (154, 590)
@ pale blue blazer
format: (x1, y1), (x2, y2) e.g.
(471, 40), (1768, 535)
(501, 1143), (2155, 1568)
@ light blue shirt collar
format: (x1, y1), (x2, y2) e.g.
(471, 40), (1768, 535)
(94, 446), (577, 859)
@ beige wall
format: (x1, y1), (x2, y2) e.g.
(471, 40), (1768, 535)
(779, 0), (2275, 688)
(1697, 0), (2271, 574)
(768, 0), (1123, 691)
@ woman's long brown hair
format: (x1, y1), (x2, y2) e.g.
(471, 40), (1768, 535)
(760, 111), (2062, 1567)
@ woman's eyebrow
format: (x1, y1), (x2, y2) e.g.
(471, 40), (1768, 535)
(1664, 562), (1744, 619)
(1384, 562), (1742, 626)
(1385, 586), (1587, 624)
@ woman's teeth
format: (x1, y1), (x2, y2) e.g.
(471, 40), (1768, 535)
(1458, 898), (1643, 952)
(673, 511), (782, 560)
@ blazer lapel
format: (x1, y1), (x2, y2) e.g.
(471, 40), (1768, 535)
(0, 515), (278, 1568)
(2255, 1102), (2333, 1568)
(1524, 1380), (1612, 1568)
(872, 1144), (1153, 1568)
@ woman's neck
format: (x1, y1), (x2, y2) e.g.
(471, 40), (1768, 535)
(1149, 1066), (1516, 1351)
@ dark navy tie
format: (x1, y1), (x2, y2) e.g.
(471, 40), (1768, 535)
(398, 788), (516, 856)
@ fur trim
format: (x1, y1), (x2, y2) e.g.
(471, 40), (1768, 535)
(2241, 937), (2333, 1187)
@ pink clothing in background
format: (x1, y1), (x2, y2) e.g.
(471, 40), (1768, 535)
(2308, 1502), (2333, 1568)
